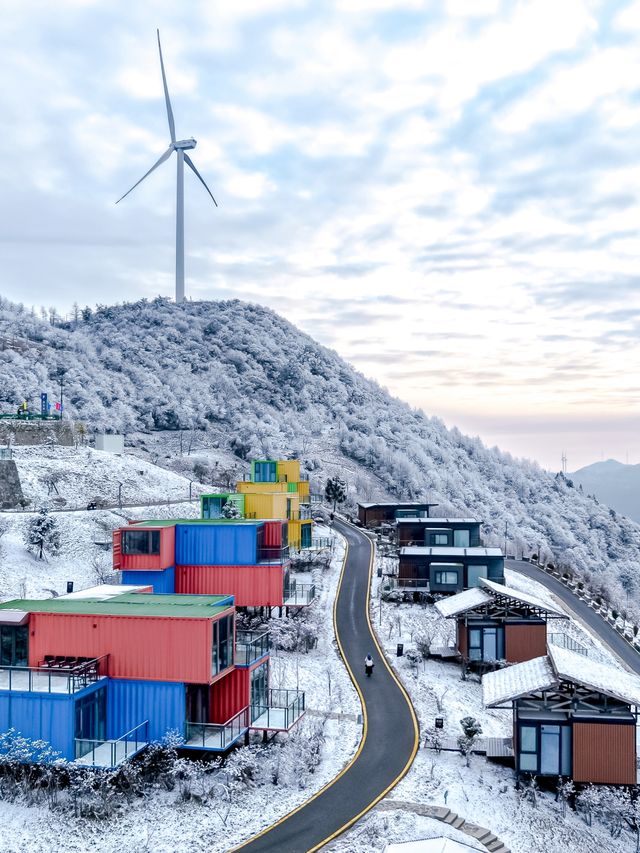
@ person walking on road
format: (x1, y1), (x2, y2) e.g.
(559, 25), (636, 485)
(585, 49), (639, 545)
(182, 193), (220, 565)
(364, 654), (375, 677)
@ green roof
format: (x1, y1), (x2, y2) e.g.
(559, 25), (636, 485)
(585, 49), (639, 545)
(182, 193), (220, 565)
(0, 592), (233, 620)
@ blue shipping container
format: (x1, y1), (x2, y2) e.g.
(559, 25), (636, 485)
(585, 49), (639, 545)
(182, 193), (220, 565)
(175, 523), (261, 566)
(0, 680), (105, 761)
(122, 566), (176, 594)
(107, 679), (186, 743)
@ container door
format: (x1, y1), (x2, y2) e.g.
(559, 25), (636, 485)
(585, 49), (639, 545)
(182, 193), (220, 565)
(483, 628), (498, 660)
(453, 529), (470, 547)
(250, 663), (268, 721)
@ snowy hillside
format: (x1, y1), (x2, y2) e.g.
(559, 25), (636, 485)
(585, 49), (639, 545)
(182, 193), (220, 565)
(1, 296), (639, 612)
(571, 459), (640, 524)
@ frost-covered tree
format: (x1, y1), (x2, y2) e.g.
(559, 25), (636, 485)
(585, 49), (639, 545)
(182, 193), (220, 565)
(24, 509), (61, 560)
(221, 500), (241, 519)
(325, 476), (347, 512)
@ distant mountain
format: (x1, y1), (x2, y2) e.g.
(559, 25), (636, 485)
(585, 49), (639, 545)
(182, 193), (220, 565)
(571, 459), (640, 524)
(1, 295), (640, 613)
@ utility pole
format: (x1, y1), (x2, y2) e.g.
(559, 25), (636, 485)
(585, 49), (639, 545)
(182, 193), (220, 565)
(504, 520), (508, 556)
(561, 452), (567, 474)
(118, 482), (123, 509)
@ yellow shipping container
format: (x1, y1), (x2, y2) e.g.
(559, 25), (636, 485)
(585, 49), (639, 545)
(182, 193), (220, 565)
(277, 460), (301, 484)
(236, 481), (289, 494)
(244, 492), (298, 520)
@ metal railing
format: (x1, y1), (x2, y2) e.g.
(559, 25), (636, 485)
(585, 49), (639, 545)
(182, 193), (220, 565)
(284, 582), (316, 606)
(0, 655), (109, 694)
(251, 688), (305, 730)
(185, 706), (250, 750)
(258, 545), (290, 563)
(289, 509), (313, 521)
(309, 537), (332, 549)
(75, 720), (149, 767)
(548, 633), (588, 656)
(235, 630), (270, 666)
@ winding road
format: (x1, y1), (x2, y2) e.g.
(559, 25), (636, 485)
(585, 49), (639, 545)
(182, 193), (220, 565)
(507, 558), (640, 675)
(232, 519), (419, 853)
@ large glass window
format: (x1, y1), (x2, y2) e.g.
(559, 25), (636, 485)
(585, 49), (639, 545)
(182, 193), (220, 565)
(453, 530), (470, 547)
(122, 530), (161, 556)
(212, 615), (234, 676)
(429, 533), (449, 546)
(432, 564), (462, 586)
(300, 524), (312, 549)
(250, 663), (268, 720)
(518, 723), (571, 776)
(467, 625), (504, 661)
(202, 496), (225, 520)
(254, 461), (277, 483)
(468, 565), (488, 587)
(519, 725), (538, 771)
(0, 625), (28, 667)
(75, 687), (106, 742)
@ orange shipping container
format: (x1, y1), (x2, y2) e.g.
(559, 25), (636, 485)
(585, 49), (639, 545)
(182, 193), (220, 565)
(27, 610), (229, 684)
(176, 564), (286, 608)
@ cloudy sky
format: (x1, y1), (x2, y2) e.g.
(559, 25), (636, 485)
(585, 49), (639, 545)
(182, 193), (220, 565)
(1, 0), (640, 470)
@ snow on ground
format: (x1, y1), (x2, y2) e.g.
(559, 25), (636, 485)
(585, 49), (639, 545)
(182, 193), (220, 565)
(0, 525), (362, 853)
(327, 547), (638, 853)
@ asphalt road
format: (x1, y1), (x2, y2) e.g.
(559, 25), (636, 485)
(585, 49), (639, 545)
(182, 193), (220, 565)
(506, 558), (640, 675)
(232, 519), (419, 853)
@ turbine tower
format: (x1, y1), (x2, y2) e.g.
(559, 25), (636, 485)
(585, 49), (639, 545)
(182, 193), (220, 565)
(116, 30), (218, 304)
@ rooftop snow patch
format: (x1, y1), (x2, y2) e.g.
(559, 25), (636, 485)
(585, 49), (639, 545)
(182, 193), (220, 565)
(483, 656), (556, 707)
(548, 643), (640, 708)
(435, 587), (492, 618)
(396, 517), (480, 525)
(480, 578), (566, 616)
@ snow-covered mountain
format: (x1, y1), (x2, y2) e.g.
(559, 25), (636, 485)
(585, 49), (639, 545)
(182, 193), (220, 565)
(571, 459), (640, 524)
(1, 296), (639, 611)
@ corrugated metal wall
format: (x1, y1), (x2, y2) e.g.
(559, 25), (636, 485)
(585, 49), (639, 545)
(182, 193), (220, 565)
(505, 623), (546, 662)
(29, 612), (213, 683)
(245, 493), (290, 520)
(107, 679), (186, 742)
(573, 721), (636, 784)
(210, 668), (249, 723)
(262, 521), (284, 548)
(121, 567), (176, 594)
(237, 482), (288, 494)
(175, 524), (260, 566)
(277, 461), (301, 483)
(117, 526), (176, 571)
(0, 685), (105, 761)
(175, 564), (285, 607)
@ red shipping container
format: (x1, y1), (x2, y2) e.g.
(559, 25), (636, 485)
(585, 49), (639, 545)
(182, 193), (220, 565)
(175, 564), (286, 608)
(113, 526), (176, 571)
(262, 521), (284, 548)
(27, 609), (233, 684)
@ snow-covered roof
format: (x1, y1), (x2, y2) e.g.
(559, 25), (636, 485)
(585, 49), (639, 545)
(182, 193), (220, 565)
(60, 584), (151, 600)
(358, 502), (438, 508)
(401, 547), (503, 558)
(396, 517), (480, 525)
(385, 839), (481, 853)
(483, 656), (556, 707)
(484, 646), (640, 708)
(548, 644), (640, 708)
(480, 578), (565, 616)
(435, 587), (492, 618)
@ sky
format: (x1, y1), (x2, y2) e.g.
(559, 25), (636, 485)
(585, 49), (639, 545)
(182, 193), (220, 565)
(1, 0), (640, 471)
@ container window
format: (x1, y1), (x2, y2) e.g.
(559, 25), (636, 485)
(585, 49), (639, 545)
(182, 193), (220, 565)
(519, 724), (538, 772)
(467, 565), (488, 587)
(0, 625), (28, 667)
(122, 530), (161, 556)
(250, 662), (268, 721)
(300, 524), (312, 549)
(453, 530), (470, 547)
(432, 564), (461, 586)
(75, 686), (107, 743)
(212, 615), (234, 676)
(430, 533), (449, 546)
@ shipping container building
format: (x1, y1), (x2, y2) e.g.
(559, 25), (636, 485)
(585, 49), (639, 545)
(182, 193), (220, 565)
(484, 644), (640, 785)
(435, 578), (567, 666)
(398, 546), (504, 594)
(397, 517), (482, 548)
(112, 524), (175, 572)
(0, 585), (305, 767)
(358, 502), (440, 526)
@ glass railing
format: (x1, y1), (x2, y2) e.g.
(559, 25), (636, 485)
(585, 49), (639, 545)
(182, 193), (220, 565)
(289, 509), (313, 521)
(250, 688), (305, 730)
(284, 583), (315, 606)
(185, 706), (250, 751)
(75, 720), (149, 767)
(0, 655), (109, 694)
(258, 546), (290, 563)
(235, 631), (270, 666)
(548, 633), (588, 656)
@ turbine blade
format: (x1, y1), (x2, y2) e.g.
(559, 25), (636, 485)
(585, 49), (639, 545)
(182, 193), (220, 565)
(157, 29), (176, 143)
(115, 146), (173, 204)
(184, 153), (218, 207)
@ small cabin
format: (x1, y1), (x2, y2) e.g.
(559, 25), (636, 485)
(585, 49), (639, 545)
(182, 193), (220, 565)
(397, 517), (482, 548)
(483, 644), (640, 785)
(398, 546), (504, 594)
(357, 502), (439, 527)
(435, 578), (566, 665)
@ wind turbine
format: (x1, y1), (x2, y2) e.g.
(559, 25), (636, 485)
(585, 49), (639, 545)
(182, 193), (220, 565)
(116, 29), (218, 304)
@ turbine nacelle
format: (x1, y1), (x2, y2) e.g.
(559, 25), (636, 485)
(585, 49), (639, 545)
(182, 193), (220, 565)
(173, 138), (197, 151)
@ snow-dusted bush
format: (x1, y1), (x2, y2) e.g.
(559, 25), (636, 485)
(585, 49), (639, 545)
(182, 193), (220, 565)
(24, 509), (60, 560)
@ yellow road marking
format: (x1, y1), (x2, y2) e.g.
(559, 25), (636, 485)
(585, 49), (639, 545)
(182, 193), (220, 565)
(230, 525), (419, 853)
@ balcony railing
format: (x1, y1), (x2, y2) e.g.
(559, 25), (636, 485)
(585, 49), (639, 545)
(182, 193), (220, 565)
(75, 720), (149, 768)
(284, 582), (316, 606)
(185, 706), (250, 751)
(236, 630), (270, 666)
(251, 688), (305, 731)
(548, 632), (588, 656)
(309, 493), (324, 503)
(289, 508), (313, 521)
(0, 655), (109, 694)
(258, 546), (290, 564)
